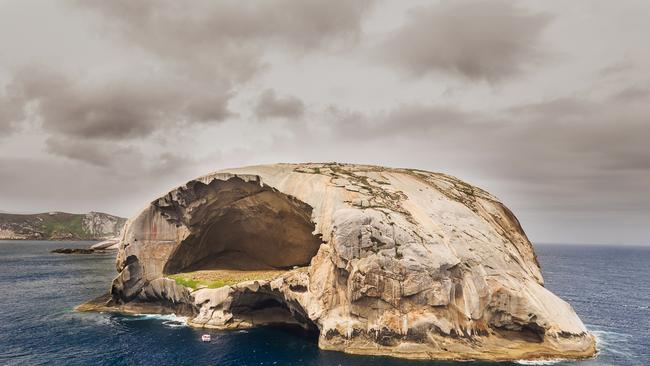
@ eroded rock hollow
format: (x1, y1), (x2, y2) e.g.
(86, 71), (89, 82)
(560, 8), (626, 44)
(100, 163), (596, 361)
(161, 177), (321, 274)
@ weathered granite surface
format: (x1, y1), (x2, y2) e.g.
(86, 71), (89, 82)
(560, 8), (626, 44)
(93, 163), (596, 361)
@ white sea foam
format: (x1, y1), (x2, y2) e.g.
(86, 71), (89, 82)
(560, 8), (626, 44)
(124, 313), (189, 327)
(589, 325), (634, 359)
(515, 359), (563, 365)
(514, 325), (621, 365)
(162, 320), (187, 328)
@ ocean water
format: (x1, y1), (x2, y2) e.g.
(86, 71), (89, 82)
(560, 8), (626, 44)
(0, 241), (647, 366)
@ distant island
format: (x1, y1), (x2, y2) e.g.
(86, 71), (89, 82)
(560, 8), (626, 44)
(0, 211), (126, 240)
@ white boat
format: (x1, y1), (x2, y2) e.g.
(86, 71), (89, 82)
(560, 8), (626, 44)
(201, 334), (211, 342)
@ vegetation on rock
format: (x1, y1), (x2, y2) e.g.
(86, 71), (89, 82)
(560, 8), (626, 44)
(167, 269), (290, 290)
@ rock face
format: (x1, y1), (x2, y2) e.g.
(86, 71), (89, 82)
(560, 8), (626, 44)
(0, 211), (126, 240)
(105, 163), (596, 361)
(82, 212), (127, 240)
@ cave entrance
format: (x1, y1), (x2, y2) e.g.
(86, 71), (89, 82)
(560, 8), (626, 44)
(162, 177), (323, 275)
(228, 288), (320, 343)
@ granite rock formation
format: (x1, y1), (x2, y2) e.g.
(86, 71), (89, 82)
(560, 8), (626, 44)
(96, 163), (596, 361)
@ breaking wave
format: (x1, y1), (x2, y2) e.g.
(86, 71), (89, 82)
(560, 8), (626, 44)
(590, 325), (635, 360)
(122, 313), (189, 328)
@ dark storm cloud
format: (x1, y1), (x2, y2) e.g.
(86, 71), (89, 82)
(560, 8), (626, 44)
(3, 67), (232, 141)
(255, 89), (305, 120)
(377, 0), (551, 81)
(73, 0), (374, 81)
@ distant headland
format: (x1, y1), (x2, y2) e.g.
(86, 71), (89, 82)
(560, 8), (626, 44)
(0, 211), (126, 241)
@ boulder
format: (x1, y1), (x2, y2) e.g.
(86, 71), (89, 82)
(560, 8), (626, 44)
(102, 163), (596, 361)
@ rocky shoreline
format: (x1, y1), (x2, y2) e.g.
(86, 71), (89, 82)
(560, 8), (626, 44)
(52, 248), (97, 254)
(51, 238), (121, 254)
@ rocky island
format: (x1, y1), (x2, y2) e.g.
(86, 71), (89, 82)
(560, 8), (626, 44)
(80, 163), (596, 361)
(0, 211), (126, 241)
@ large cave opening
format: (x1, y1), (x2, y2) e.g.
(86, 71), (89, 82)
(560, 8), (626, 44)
(156, 177), (322, 336)
(162, 176), (323, 275)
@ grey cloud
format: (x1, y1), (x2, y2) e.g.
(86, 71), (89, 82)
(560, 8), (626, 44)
(44, 136), (193, 175)
(598, 61), (635, 78)
(3, 0), (374, 141)
(255, 89), (305, 119)
(0, 155), (200, 217)
(149, 152), (196, 176)
(329, 104), (477, 140)
(73, 0), (374, 81)
(4, 67), (232, 140)
(508, 97), (592, 118)
(45, 137), (138, 167)
(375, 105), (475, 136)
(0, 81), (27, 136)
(507, 92), (650, 174)
(377, 0), (551, 81)
(2, 1), (649, 246)
(611, 86), (650, 102)
(326, 86), (650, 216)
(75, 0), (372, 47)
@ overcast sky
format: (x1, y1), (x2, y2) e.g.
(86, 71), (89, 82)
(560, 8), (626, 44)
(1, 0), (649, 245)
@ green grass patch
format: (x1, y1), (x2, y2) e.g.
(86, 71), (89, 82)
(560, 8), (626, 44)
(40, 214), (89, 239)
(166, 269), (288, 290)
(167, 274), (235, 289)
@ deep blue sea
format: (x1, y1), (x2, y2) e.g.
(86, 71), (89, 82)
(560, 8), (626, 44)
(0, 241), (648, 366)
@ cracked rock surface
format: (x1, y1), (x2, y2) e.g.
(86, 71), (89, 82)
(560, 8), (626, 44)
(101, 163), (596, 361)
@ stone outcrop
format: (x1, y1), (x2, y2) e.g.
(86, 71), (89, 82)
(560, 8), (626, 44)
(0, 211), (126, 240)
(97, 163), (596, 361)
(51, 248), (96, 254)
(82, 212), (127, 240)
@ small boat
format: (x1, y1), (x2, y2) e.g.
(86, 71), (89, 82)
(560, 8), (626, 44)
(201, 334), (211, 342)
